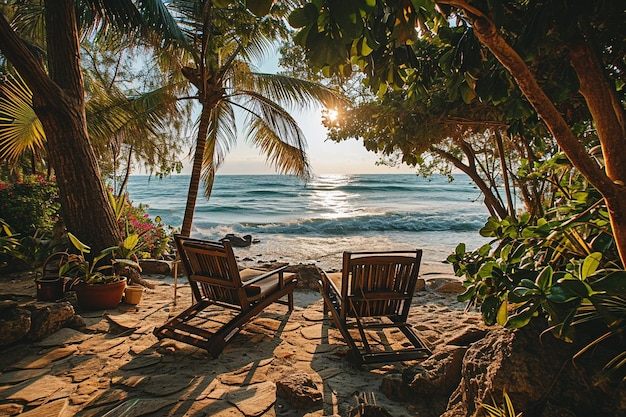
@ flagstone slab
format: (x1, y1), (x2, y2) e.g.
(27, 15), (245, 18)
(300, 323), (323, 340)
(33, 328), (92, 347)
(105, 314), (141, 330)
(217, 359), (273, 385)
(77, 336), (126, 354)
(68, 356), (108, 382)
(119, 353), (162, 370)
(141, 374), (196, 396)
(19, 398), (67, 417)
(0, 368), (51, 383)
(84, 388), (128, 408)
(315, 367), (343, 380)
(0, 403), (23, 416)
(304, 342), (337, 355)
(6, 374), (67, 402)
(302, 310), (325, 322)
(13, 346), (78, 369)
(226, 381), (276, 417)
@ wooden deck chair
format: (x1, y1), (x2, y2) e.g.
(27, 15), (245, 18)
(154, 234), (297, 357)
(320, 250), (431, 364)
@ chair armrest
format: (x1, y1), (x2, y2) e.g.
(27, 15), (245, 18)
(241, 265), (290, 287)
(320, 271), (342, 303)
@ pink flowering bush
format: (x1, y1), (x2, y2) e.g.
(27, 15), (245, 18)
(115, 194), (170, 259)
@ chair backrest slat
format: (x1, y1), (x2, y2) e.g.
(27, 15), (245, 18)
(174, 234), (246, 308)
(342, 250), (422, 319)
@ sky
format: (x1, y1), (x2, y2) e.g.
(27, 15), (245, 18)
(177, 53), (417, 176)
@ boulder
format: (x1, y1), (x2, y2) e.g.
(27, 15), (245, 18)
(138, 259), (172, 275)
(0, 299), (81, 346)
(286, 264), (324, 290)
(24, 301), (75, 340)
(276, 372), (323, 409)
(0, 302), (31, 346)
(381, 345), (467, 416)
(442, 321), (625, 417)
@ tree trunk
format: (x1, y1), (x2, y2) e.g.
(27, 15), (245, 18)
(0, 2), (122, 253)
(180, 104), (212, 237)
(431, 145), (509, 219)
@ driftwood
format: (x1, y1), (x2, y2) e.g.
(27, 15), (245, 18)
(116, 265), (155, 289)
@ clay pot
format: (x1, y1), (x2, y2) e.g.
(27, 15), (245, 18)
(74, 278), (126, 310)
(124, 285), (143, 305)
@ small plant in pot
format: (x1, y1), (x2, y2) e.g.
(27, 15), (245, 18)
(61, 233), (139, 310)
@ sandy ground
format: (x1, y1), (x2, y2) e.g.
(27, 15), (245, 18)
(0, 263), (485, 417)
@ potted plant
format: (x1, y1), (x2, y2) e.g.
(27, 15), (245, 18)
(61, 233), (139, 310)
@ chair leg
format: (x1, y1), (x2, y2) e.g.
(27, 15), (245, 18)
(288, 291), (294, 310)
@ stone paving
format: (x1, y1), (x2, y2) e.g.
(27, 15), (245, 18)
(0, 273), (483, 417)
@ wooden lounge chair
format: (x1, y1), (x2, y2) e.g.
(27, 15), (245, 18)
(154, 234), (297, 357)
(320, 250), (432, 364)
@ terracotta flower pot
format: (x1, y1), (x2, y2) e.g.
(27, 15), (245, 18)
(74, 278), (126, 310)
(124, 285), (143, 305)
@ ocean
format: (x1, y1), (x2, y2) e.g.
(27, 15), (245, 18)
(126, 174), (491, 271)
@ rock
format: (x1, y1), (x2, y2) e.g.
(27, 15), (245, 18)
(427, 278), (465, 294)
(286, 264), (324, 290)
(18, 398), (67, 417)
(383, 345), (467, 401)
(0, 305), (31, 346)
(139, 259), (172, 275)
(442, 321), (625, 417)
(276, 372), (323, 410)
(445, 326), (488, 346)
(24, 301), (75, 340)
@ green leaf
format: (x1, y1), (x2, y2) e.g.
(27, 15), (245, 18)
(123, 234), (140, 251)
(289, 4), (319, 28)
(458, 284), (476, 302)
(580, 252), (602, 280)
(506, 303), (538, 328)
(68, 233), (91, 254)
(246, 0), (274, 17)
(535, 266), (553, 291)
(481, 296), (499, 325)
(496, 298), (508, 326)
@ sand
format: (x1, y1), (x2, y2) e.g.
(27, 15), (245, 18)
(0, 263), (485, 417)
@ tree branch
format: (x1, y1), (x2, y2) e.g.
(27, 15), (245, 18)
(0, 13), (62, 104)
(437, 0), (615, 195)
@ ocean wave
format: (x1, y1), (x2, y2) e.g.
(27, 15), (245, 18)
(244, 212), (485, 236)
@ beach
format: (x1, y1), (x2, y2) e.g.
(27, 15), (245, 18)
(0, 262), (484, 417)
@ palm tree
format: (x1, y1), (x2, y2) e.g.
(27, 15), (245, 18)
(0, 0), (185, 252)
(162, 1), (345, 237)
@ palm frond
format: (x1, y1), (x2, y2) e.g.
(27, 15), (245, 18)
(238, 72), (347, 111)
(229, 92), (312, 179)
(200, 102), (237, 198)
(0, 71), (45, 164)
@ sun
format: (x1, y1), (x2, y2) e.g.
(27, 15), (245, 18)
(323, 108), (339, 125)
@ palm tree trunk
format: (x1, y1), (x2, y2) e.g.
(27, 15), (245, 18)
(0, 1), (122, 253)
(180, 104), (211, 237)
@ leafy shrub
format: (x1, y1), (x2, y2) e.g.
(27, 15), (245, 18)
(0, 218), (22, 268)
(0, 175), (60, 237)
(447, 154), (625, 382)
